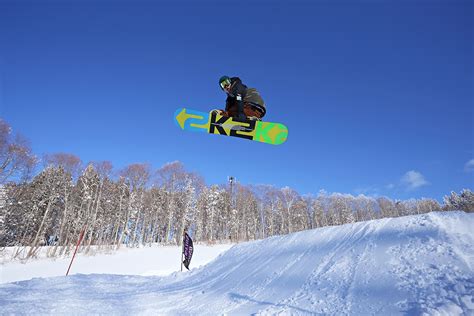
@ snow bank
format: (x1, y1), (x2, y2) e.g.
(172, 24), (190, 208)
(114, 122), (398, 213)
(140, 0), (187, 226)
(0, 243), (233, 284)
(1, 211), (473, 315)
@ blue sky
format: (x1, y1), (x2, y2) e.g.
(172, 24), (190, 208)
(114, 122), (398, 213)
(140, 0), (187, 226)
(0, 0), (472, 201)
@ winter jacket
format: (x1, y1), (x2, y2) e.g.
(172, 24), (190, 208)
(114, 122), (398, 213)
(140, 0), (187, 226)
(225, 77), (266, 116)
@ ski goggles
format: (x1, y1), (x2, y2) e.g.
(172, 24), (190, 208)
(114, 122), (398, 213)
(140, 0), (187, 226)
(220, 79), (231, 90)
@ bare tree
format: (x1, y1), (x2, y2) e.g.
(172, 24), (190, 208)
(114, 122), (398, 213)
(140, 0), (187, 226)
(44, 153), (82, 180)
(0, 119), (37, 184)
(155, 161), (186, 191)
(92, 161), (113, 180)
(121, 163), (151, 191)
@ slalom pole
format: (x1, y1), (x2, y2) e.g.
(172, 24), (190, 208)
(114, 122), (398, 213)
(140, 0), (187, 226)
(66, 225), (87, 276)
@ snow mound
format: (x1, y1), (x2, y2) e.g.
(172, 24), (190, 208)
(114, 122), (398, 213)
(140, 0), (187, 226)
(1, 211), (473, 315)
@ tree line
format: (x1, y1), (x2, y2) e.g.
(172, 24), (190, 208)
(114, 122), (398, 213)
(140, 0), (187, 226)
(0, 118), (473, 259)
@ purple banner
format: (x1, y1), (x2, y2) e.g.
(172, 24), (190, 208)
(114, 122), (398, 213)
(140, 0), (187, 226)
(182, 232), (194, 270)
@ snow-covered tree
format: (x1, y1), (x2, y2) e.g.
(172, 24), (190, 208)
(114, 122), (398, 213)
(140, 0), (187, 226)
(201, 185), (226, 242)
(16, 166), (71, 258)
(312, 195), (326, 228)
(416, 198), (441, 214)
(354, 195), (376, 221)
(280, 186), (299, 234)
(176, 177), (197, 245)
(0, 184), (7, 245)
(444, 189), (474, 212)
(377, 197), (397, 218)
(120, 163), (150, 247)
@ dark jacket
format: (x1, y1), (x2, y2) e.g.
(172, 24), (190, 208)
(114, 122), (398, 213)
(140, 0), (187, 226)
(225, 77), (265, 114)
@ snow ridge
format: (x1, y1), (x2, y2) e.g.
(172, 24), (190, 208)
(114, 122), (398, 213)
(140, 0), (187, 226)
(1, 211), (473, 315)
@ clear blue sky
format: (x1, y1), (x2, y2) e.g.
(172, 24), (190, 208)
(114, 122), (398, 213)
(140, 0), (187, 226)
(0, 0), (472, 201)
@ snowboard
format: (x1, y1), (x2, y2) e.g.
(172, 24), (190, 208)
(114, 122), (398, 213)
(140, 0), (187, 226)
(174, 108), (288, 145)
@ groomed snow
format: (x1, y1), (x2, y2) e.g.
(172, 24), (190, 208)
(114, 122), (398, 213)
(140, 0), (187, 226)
(1, 243), (233, 284)
(1, 211), (473, 315)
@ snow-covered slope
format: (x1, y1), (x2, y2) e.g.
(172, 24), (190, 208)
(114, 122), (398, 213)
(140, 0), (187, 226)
(1, 244), (233, 284)
(1, 212), (473, 315)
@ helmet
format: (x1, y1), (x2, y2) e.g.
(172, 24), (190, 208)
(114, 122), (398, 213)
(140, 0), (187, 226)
(219, 76), (231, 91)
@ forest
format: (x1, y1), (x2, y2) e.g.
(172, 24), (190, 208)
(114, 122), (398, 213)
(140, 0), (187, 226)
(1, 118), (472, 259)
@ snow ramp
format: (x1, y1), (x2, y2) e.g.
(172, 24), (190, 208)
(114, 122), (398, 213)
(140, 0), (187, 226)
(1, 211), (474, 315)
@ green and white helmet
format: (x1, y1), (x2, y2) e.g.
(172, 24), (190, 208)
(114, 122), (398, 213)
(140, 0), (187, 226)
(219, 76), (231, 90)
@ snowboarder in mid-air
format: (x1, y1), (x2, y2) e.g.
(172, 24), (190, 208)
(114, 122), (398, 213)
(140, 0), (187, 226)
(215, 76), (266, 121)
(173, 75), (287, 144)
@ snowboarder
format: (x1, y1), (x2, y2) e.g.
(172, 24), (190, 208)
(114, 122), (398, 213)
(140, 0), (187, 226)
(216, 76), (266, 120)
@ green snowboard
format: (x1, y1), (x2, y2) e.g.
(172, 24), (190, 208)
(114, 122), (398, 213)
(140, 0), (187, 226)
(174, 108), (288, 145)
